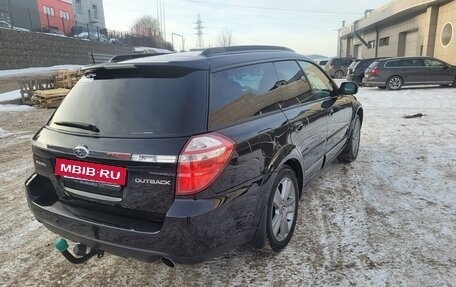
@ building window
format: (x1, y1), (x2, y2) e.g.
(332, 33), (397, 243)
(76, 0), (82, 15)
(368, 40), (376, 49)
(60, 11), (70, 20)
(379, 37), (389, 46)
(93, 5), (98, 19)
(43, 6), (54, 16)
(441, 22), (453, 47)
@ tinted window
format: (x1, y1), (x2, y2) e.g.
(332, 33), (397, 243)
(400, 59), (424, 67)
(385, 59), (424, 67)
(424, 59), (446, 67)
(49, 69), (207, 137)
(209, 63), (281, 128)
(385, 60), (399, 67)
(298, 61), (334, 99)
(357, 59), (374, 70)
(367, 61), (379, 69)
(274, 61), (313, 108)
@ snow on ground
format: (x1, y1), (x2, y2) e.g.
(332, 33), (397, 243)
(0, 65), (82, 80)
(0, 84), (455, 286)
(0, 104), (34, 112)
(0, 90), (21, 101)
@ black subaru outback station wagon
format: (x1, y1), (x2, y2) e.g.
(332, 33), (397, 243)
(26, 46), (363, 265)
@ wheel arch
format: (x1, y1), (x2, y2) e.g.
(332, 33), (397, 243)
(356, 106), (364, 127)
(283, 158), (304, 197)
(266, 144), (305, 197)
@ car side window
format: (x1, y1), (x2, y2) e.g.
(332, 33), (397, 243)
(424, 59), (446, 67)
(385, 60), (399, 67)
(398, 59), (424, 67)
(298, 61), (334, 99)
(209, 63), (281, 128)
(273, 61), (314, 108)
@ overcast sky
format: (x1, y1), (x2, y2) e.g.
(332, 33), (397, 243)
(103, 0), (389, 56)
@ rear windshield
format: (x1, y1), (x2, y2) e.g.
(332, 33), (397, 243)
(49, 68), (208, 137)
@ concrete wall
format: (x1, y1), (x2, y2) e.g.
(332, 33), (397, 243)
(0, 28), (132, 70)
(434, 1), (456, 63)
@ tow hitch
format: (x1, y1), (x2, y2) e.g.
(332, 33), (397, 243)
(54, 238), (104, 264)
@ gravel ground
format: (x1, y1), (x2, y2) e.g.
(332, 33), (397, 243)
(0, 85), (455, 287)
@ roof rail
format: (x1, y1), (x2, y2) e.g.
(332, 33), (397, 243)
(201, 45), (295, 56)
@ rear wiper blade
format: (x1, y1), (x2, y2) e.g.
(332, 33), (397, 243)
(54, 121), (100, 133)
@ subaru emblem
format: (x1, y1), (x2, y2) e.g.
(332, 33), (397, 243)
(74, 145), (89, 158)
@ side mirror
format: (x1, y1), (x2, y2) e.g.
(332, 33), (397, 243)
(339, 82), (358, 95)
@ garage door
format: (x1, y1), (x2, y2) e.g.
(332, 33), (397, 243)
(354, 44), (362, 58)
(404, 31), (418, 56)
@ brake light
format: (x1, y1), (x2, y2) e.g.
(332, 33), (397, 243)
(369, 67), (379, 75)
(176, 132), (235, 195)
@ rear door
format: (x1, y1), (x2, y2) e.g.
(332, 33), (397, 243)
(274, 60), (327, 180)
(398, 58), (425, 83)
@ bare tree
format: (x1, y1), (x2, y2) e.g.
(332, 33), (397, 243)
(133, 15), (160, 37)
(216, 29), (236, 47)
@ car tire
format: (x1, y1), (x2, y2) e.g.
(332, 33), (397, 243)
(334, 70), (344, 79)
(338, 115), (361, 163)
(266, 166), (299, 252)
(386, 76), (403, 90)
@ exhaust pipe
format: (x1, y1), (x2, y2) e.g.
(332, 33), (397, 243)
(160, 257), (175, 267)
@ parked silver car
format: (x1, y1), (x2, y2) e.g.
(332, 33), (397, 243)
(324, 57), (355, 79)
(363, 56), (456, 90)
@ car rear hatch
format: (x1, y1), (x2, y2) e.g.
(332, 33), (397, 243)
(32, 64), (208, 218)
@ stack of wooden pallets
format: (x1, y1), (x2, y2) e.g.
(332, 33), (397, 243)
(54, 70), (82, 89)
(32, 88), (71, 108)
(19, 69), (82, 108)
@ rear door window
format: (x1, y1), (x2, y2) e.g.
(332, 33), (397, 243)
(209, 63), (282, 128)
(273, 61), (314, 108)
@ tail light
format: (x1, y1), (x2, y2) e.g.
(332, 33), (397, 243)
(368, 67), (379, 76)
(176, 132), (235, 195)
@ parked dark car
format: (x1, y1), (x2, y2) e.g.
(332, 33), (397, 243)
(25, 46), (363, 265)
(324, 57), (356, 79)
(363, 56), (456, 90)
(347, 58), (384, 85)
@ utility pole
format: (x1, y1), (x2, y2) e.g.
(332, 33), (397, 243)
(172, 32), (184, 52)
(7, 0), (14, 28)
(194, 14), (204, 48)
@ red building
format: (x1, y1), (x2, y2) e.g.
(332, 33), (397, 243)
(36, 0), (74, 35)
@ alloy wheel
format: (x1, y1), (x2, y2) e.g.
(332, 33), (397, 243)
(271, 177), (296, 241)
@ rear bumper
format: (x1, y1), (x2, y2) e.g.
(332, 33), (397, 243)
(362, 78), (385, 87)
(25, 173), (267, 264)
